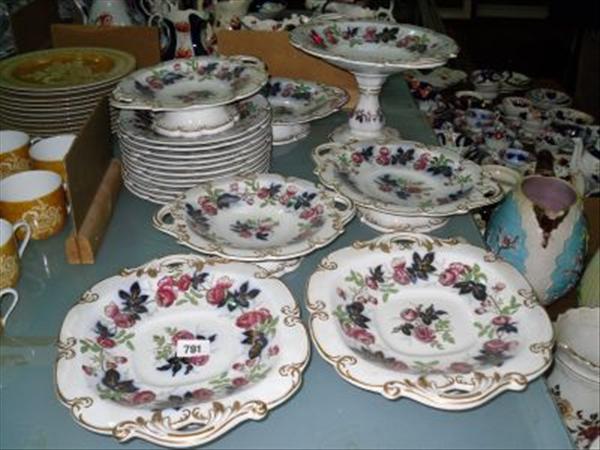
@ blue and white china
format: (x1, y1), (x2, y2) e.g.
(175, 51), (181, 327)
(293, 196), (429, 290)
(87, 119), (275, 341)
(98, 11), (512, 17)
(72, 0), (132, 25)
(547, 307), (600, 450)
(486, 175), (588, 305)
(527, 88), (572, 111)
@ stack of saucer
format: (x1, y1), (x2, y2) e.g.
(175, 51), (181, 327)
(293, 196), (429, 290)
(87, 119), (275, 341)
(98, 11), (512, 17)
(0, 47), (135, 137)
(111, 55), (272, 204)
(116, 95), (272, 204)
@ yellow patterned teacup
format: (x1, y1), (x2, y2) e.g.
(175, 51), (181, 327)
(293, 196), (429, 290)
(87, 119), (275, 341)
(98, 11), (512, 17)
(29, 134), (76, 183)
(0, 218), (31, 289)
(0, 288), (19, 335)
(0, 130), (31, 178)
(0, 170), (67, 240)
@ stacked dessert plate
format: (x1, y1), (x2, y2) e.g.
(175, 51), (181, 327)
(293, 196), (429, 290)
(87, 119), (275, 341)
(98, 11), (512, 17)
(111, 56), (273, 203)
(0, 47), (135, 137)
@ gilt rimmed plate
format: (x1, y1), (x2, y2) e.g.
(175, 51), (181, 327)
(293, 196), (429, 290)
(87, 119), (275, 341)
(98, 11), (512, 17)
(312, 140), (503, 217)
(56, 254), (310, 448)
(265, 77), (348, 125)
(306, 232), (553, 410)
(289, 20), (458, 72)
(111, 56), (268, 112)
(117, 95), (271, 147)
(0, 47), (135, 92)
(403, 67), (467, 90)
(153, 173), (355, 261)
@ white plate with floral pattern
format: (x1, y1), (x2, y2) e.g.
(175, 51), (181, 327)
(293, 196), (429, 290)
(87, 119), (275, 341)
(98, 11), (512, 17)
(111, 56), (268, 112)
(153, 173), (355, 261)
(403, 67), (467, 90)
(117, 95), (271, 148)
(266, 77), (348, 125)
(306, 232), (553, 410)
(56, 254), (310, 448)
(526, 88), (572, 111)
(312, 140), (503, 231)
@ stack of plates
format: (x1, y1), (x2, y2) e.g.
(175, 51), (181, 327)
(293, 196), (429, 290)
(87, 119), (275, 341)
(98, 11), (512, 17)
(116, 95), (273, 204)
(0, 47), (135, 137)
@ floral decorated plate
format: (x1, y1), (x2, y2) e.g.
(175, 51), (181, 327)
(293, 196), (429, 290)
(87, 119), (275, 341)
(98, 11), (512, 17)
(289, 20), (458, 73)
(526, 88), (572, 111)
(111, 56), (267, 111)
(312, 140), (503, 230)
(306, 232), (553, 410)
(498, 71), (531, 93)
(404, 67), (467, 90)
(117, 95), (270, 147)
(56, 254), (310, 448)
(265, 77), (348, 125)
(153, 173), (355, 261)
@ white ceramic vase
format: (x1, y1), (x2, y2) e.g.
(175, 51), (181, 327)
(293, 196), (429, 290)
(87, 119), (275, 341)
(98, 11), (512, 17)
(547, 307), (600, 450)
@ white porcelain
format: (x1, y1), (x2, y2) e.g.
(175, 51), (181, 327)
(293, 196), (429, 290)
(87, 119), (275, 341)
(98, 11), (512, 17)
(117, 95), (271, 148)
(0, 170), (62, 202)
(312, 140), (503, 232)
(289, 20), (458, 143)
(0, 288), (19, 330)
(29, 134), (75, 162)
(56, 254), (310, 448)
(500, 96), (533, 118)
(272, 123), (311, 145)
(527, 88), (572, 111)
(547, 307), (600, 450)
(482, 164), (522, 193)
(404, 67), (466, 90)
(571, 138), (600, 196)
(74, 0), (132, 25)
(498, 71), (531, 93)
(0, 218), (30, 257)
(307, 232), (554, 410)
(111, 56), (268, 138)
(0, 130), (28, 154)
(214, 0), (252, 28)
(153, 173), (355, 261)
(357, 207), (448, 232)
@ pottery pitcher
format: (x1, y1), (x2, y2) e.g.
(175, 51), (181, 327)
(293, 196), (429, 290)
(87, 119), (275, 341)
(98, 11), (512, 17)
(485, 175), (587, 305)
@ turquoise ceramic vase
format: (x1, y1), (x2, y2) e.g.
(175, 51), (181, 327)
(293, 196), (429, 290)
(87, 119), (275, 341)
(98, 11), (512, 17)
(485, 176), (588, 305)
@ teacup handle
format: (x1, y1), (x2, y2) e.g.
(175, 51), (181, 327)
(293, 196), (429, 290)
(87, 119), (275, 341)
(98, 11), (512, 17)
(13, 221), (30, 257)
(331, 194), (355, 225)
(0, 288), (19, 328)
(312, 142), (342, 167)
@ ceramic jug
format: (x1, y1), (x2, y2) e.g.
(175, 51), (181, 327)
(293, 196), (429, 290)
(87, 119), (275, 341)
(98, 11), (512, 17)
(73, 0), (132, 26)
(149, 8), (216, 59)
(547, 307), (600, 450)
(485, 175), (588, 305)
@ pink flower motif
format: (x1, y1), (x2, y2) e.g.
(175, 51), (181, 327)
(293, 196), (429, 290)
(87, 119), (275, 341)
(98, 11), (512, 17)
(365, 277), (378, 290)
(286, 186), (298, 195)
(492, 282), (506, 292)
(449, 362), (474, 374)
(379, 147), (390, 156)
(157, 286), (177, 307)
(475, 307), (487, 315)
(413, 154), (430, 170)
(279, 194), (291, 205)
(268, 345), (280, 357)
(200, 198), (218, 215)
(114, 356), (128, 364)
(336, 287), (346, 299)
(438, 269), (458, 286)
(392, 259), (411, 285)
(239, 229), (252, 239)
(413, 325), (436, 343)
(257, 187), (270, 199)
(132, 390), (156, 405)
(146, 77), (162, 90)
(104, 302), (119, 319)
(177, 274), (192, 291)
(448, 262), (469, 275)
(97, 336), (116, 348)
(192, 388), (214, 401)
(106, 362), (117, 370)
(245, 358), (257, 368)
(158, 276), (175, 288)
(232, 362), (244, 371)
(400, 308), (418, 322)
(363, 26), (377, 42)
(82, 365), (94, 376)
(376, 154), (390, 165)
(229, 183), (239, 192)
(232, 377), (249, 387)
(235, 308), (271, 329)
(491, 315), (512, 326)
(113, 313), (136, 328)
(171, 330), (195, 345)
(207, 277), (233, 305)
(351, 152), (363, 164)
(391, 360), (409, 371)
(484, 339), (511, 354)
(345, 326), (375, 345)
(188, 355), (210, 366)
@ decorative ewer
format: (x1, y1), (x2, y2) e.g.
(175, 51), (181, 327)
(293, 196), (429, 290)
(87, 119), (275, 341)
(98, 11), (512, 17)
(289, 20), (458, 144)
(547, 307), (600, 450)
(72, 0), (132, 26)
(485, 175), (588, 305)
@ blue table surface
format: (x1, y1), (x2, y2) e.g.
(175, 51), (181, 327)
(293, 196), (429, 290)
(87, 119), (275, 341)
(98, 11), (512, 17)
(0, 76), (573, 449)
